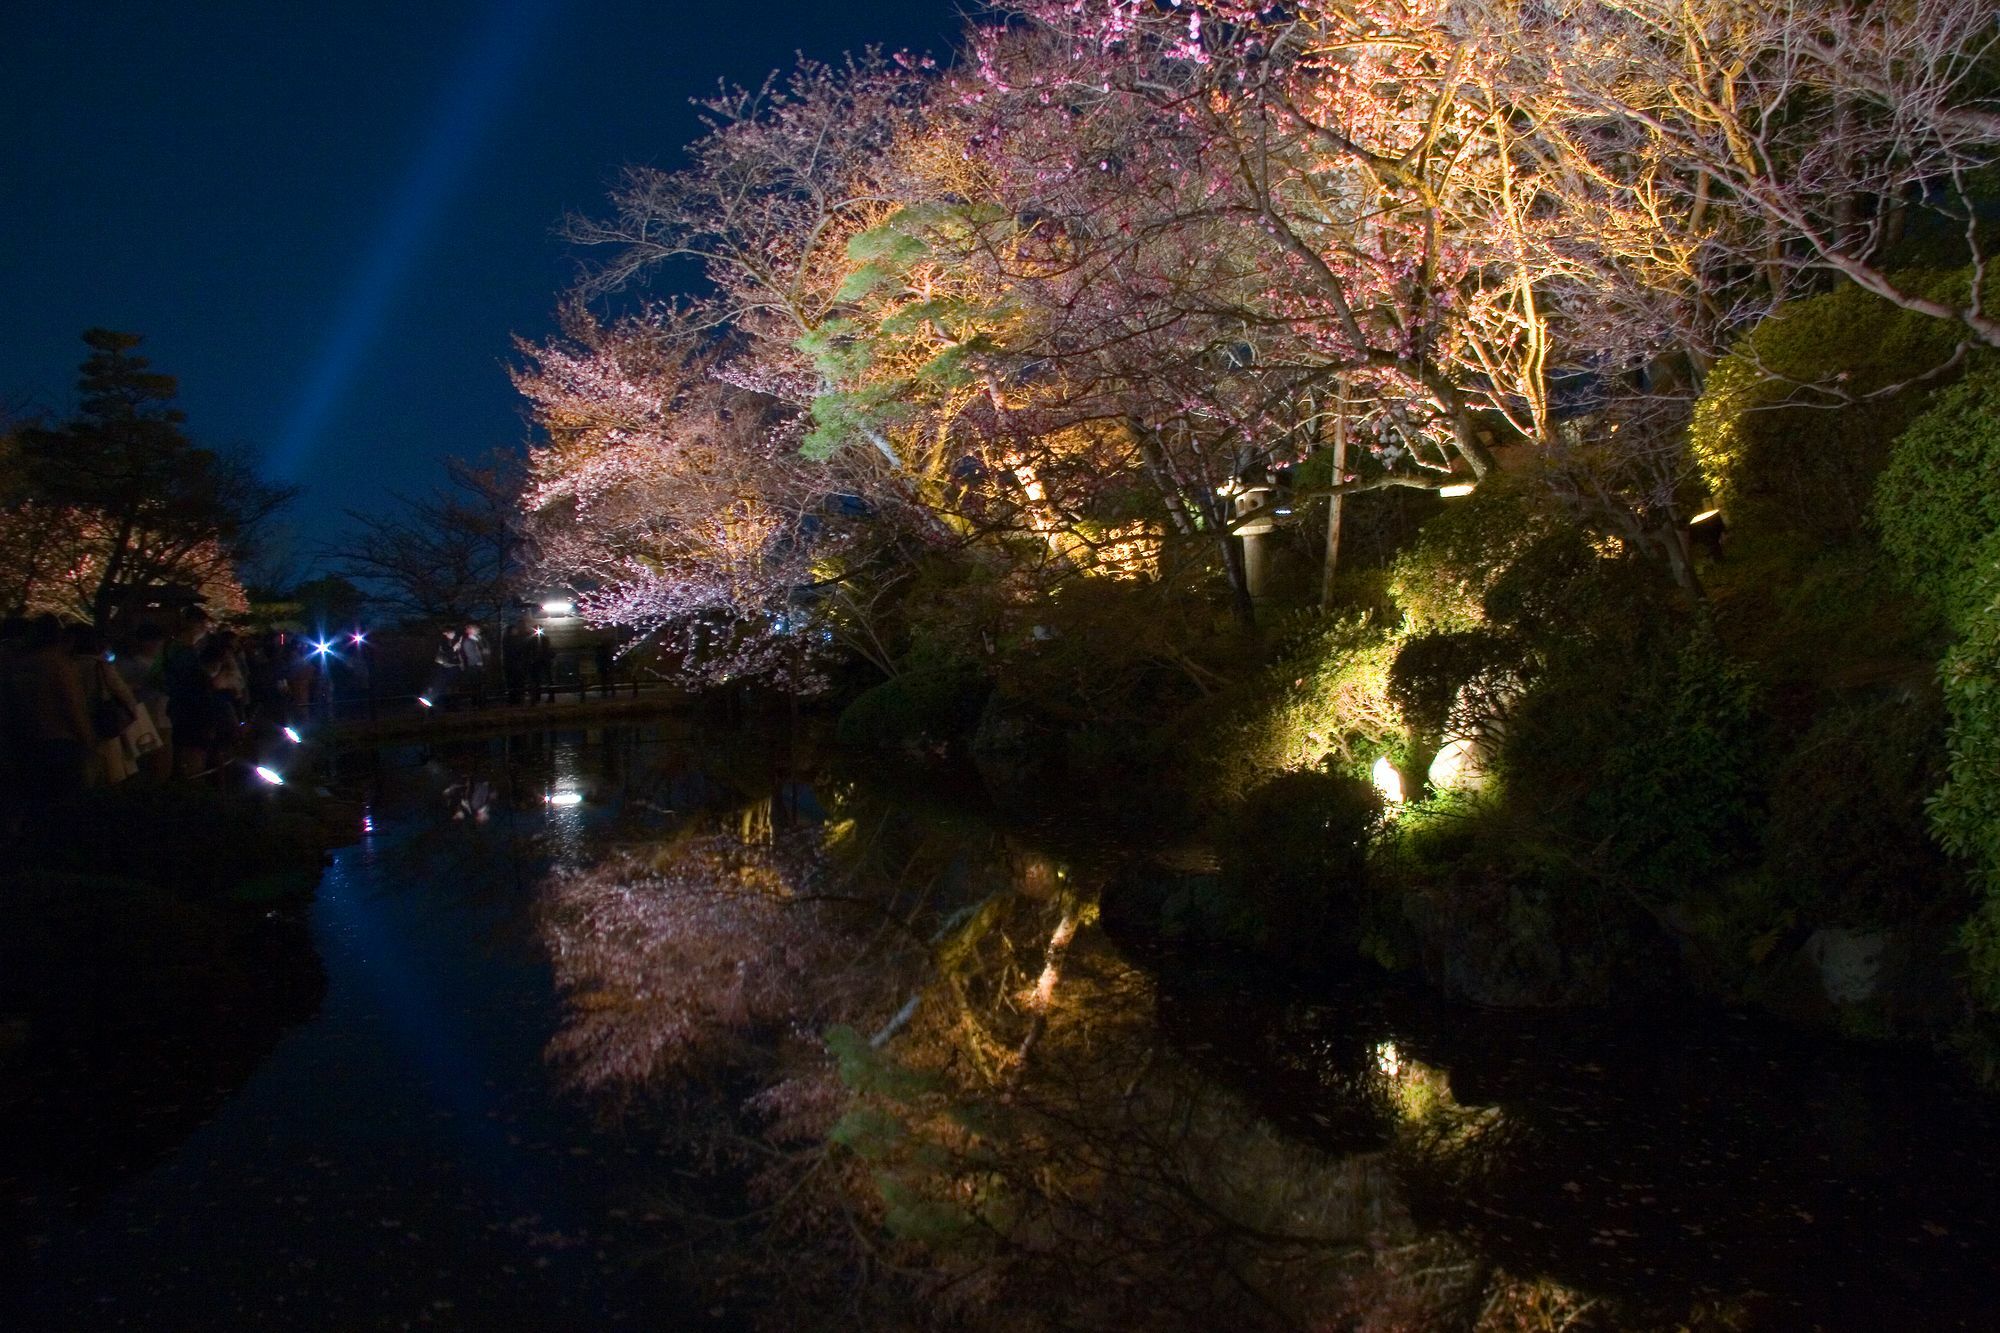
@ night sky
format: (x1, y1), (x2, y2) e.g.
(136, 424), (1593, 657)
(1, 1), (963, 561)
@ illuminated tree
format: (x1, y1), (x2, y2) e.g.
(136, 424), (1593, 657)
(8, 330), (290, 625)
(515, 311), (894, 687)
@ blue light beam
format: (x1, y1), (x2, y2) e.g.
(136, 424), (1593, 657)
(270, 0), (561, 480)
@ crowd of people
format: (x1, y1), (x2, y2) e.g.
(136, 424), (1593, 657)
(0, 607), (327, 814)
(426, 616), (559, 708)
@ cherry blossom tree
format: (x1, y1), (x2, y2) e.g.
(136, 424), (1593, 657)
(514, 310), (877, 688)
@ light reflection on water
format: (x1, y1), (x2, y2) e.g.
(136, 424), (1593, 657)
(9, 721), (1998, 1332)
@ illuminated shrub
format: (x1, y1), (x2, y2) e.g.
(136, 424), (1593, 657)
(1875, 368), (2000, 631)
(1183, 613), (1400, 806)
(1691, 270), (1991, 543)
(1875, 370), (2000, 1007)
(1385, 476), (1554, 634)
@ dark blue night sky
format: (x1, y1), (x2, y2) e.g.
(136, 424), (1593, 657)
(1, 1), (962, 559)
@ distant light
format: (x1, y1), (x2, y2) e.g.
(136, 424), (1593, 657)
(361, 815), (375, 834)
(255, 765), (285, 786)
(1438, 483), (1476, 499)
(350, 631), (367, 644)
(546, 791), (583, 807)
(311, 639), (333, 656)
(532, 627), (544, 637)
(540, 598), (575, 616)
(282, 726), (302, 744)
(1371, 756), (1405, 805)
(1273, 506), (1293, 516)
(418, 696), (434, 708)
(1689, 508), (1721, 524)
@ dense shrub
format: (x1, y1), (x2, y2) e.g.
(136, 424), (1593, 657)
(1875, 370), (2000, 1009)
(1180, 613), (1400, 806)
(1386, 628), (1520, 787)
(836, 666), (993, 752)
(1166, 770), (1381, 956)
(1366, 794), (1653, 1006)
(1691, 269), (1994, 543)
(1763, 694), (1956, 926)
(1875, 367), (2000, 630)
(1385, 476), (1556, 633)
(1502, 640), (1764, 898)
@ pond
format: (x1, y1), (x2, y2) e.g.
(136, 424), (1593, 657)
(6, 720), (1997, 1330)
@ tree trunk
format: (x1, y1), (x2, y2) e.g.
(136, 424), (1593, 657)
(1320, 377), (1349, 609)
(91, 512), (138, 628)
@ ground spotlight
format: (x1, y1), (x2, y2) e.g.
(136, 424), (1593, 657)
(1371, 755), (1405, 805)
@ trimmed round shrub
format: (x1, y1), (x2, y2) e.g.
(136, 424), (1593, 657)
(1875, 366), (2000, 632)
(836, 666), (992, 752)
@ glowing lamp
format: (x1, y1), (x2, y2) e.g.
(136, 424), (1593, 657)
(282, 726), (302, 744)
(1371, 756), (1405, 805)
(311, 639), (333, 657)
(540, 598), (575, 616)
(418, 696), (434, 708)
(1438, 483), (1476, 499)
(255, 765), (285, 786)
(1689, 508), (1721, 524)
(546, 791), (583, 807)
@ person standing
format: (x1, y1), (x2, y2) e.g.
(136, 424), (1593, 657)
(7, 616), (92, 800)
(427, 626), (462, 708)
(116, 624), (173, 781)
(459, 622), (487, 708)
(162, 606), (212, 778)
(71, 624), (140, 785)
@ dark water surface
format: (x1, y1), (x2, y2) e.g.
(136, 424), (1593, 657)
(7, 721), (1999, 1330)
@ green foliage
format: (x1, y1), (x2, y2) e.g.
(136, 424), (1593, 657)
(1762, 694), (1956, 926)
(1366, 792), (1646, 1006)
(1874, 369), (2000, 1013)
(1501, 639), (1764, 898)
(1938, 570), (2000, 1004)
(836, 666), (993, 752)
(825, 1024), (941, 1101)
(1385, 476), (1557, 634)
(1208, 770), (1382, 953)
(1707, 532), (1940, 686)
(1181, 613), (1399, 805)
(1875, 367), (2000, 631)
(1691, 270), (1995, 543)
(1386, 628), (1519, 778)
(1593, 642), (1765, 895)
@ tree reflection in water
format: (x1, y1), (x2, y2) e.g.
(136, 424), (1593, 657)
(538, 790), (1631, 1331)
